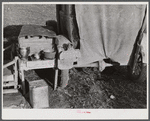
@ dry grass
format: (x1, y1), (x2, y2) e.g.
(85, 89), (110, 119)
(46, 66), (147, 109)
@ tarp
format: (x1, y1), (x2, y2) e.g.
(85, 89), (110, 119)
(75, 5), (146, 66)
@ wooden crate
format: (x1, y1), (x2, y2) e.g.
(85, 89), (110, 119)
(27, 79), (50, 108)
(3, 57), (18, 94)
(18, 36), (54, 55)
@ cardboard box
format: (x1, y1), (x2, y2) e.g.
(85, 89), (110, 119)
(28, 79), (50, 108)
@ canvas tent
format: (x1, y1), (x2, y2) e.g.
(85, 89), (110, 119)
(56, 5), (147, 69)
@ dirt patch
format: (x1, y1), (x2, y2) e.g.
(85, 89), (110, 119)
(39, 66), (147, 109)
(3, 92), (31, 109)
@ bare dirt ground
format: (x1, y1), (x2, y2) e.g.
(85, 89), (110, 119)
(23, 65), (147, 109)
(47, 66), (147, 109)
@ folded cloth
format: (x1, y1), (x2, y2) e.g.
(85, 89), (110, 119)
(57, 35), (72, 49)
(58, 48), (80, 70)
(57, 35), (81, 70)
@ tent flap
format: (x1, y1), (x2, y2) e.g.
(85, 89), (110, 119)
(75, 5), (146, 65)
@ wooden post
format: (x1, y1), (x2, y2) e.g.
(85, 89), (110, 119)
(14, 57), (18, 89)
(54, 69), (58, 90)
(60, 69), (69, 88)
(20, 69), (26, 95)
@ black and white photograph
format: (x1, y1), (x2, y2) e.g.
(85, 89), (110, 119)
(2, 2), (148, 119)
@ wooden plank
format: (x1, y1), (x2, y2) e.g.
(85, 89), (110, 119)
(14, 57), (18, 89)
(54, 69), (58, 90)
(3, 81), (16, 87)
(3, 75), (14, 82)
(19, 37), (54, 55)
(73, 62), (99, 67)
(3, 89), (18, 94)
(3, 44), (12, 52)
(73, 62), (113, 68)
(3, 60), (16, 69)
(20, 69), (26, 95)
(27, 60), (55, 69)
(25, 66), (55, 70)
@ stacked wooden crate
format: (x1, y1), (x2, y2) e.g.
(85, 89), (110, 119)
(3, 57), (18, 94)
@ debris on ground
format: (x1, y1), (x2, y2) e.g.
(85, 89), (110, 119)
(47, 66), (146, 108)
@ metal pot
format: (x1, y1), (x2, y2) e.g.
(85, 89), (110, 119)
(19, 47), (30, 60)
(44, 51), (56, 59)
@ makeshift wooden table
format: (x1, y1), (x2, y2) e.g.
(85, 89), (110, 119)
(18, 57), (58, 95)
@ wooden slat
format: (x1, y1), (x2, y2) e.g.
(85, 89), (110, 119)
(73, 62), (99, 67)
(19, 37), (53, 55)
(54, 69), (58, 90)
(3, 89), (18, 94)
(27, 60), (55, 69)
(73, 62), (113, 68)
(3, 81), (16, 87)
(3, 59), (16, 69)
(14, 57), (18, 89)
(3, 44), (12, 52)
(3, 75), (14, 82)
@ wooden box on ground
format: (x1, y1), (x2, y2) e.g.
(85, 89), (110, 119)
(28, 79), (50, 108)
